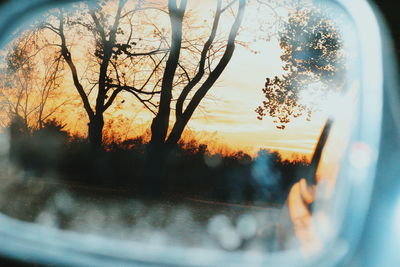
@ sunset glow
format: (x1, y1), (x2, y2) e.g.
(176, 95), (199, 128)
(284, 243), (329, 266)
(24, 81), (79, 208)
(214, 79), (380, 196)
(0, 0), (343, 161)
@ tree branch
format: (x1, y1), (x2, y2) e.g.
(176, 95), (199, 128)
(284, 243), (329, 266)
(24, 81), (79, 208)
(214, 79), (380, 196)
(58, 13), (95, 119)
(103, 88), (122, 111)
(166, 0), (246, 145)
(175, 0), (222, 118)
(107, 84), (161, 95)
(150, 0), (187, 144)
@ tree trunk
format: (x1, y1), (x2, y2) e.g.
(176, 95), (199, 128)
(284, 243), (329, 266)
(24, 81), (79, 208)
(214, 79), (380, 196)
(139, 1), (187, 197)
(88, 115), (104, 150)
(166, 117), (186, 146)
(140, 141), (172, 198)
(149, 2), (185, 147)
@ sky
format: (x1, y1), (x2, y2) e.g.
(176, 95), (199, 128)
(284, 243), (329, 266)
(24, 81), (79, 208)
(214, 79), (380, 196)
(0, 0), (334, 160)
(107, 0), (328, 159)
(169, 0), (327, 159)
(185, 36), (327, 159)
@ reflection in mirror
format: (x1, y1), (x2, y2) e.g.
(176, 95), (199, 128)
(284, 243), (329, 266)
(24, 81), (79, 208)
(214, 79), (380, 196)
(0, 0), (358, 257)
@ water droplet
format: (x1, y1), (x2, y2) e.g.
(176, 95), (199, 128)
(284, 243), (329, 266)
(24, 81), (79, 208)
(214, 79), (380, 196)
(349, 142), (373, 169)
(236, 214), (258, 239)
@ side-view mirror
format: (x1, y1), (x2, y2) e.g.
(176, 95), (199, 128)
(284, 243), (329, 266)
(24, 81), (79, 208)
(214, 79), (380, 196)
(0, 0), (398, 266)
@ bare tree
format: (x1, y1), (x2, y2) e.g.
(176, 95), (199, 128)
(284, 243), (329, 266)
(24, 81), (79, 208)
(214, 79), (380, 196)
(38, 0), (246, 154)
(150, 0), (246, 146)
(41, 0), (171, 148)
(0, 30), (65, 130)
(140, 0), (246, 195)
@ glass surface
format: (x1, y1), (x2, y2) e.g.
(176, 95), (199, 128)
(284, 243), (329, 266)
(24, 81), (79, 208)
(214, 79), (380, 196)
(0, 0), (369, 263)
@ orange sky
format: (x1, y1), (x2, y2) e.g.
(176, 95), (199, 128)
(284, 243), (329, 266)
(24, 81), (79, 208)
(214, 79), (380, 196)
(185, 35), (327, 159)
(0, 0), (333, 160)
(108, 1), (327, 160)
(99, 0), (327, 160)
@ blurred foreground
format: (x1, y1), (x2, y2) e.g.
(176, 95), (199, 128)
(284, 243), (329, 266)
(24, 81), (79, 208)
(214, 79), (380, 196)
(0, 169), (298, 252)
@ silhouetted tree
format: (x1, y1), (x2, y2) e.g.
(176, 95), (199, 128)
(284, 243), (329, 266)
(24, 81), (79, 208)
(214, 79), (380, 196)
(0, 31), (65, 130)
(150, 0), (246, 146)
(41, 0), (172, 148)
(141, 0), (246, 195)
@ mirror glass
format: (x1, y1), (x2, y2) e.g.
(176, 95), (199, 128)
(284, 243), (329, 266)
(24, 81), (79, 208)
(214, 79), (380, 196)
(0, 0), (362, 259)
